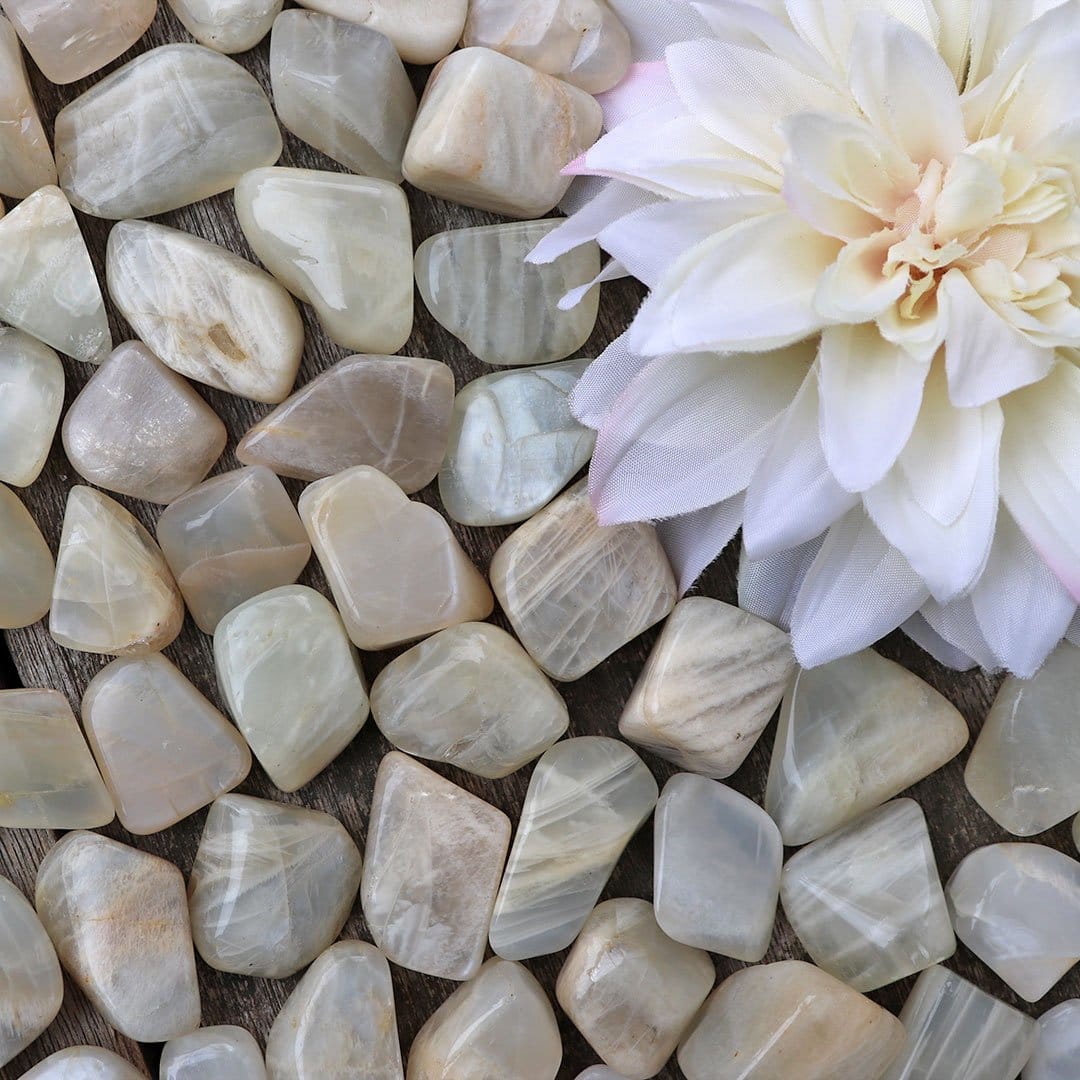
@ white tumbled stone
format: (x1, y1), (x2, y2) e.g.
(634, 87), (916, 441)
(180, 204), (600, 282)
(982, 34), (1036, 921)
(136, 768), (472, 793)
(1024, 1000), (1080, 1080)
(576, 1070), (628, 1080)
(0, 13), (56, 198)
(21, 1047), (147, 1079)
(162, 1026), (267, 1080)
(167, 0), (282, 52)
(0, 483), (54, 631)
(0, 329), (62, 488)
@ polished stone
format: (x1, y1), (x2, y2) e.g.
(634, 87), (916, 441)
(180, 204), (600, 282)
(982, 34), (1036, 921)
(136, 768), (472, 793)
(300, 466), (493, 651)
(1025, 999), (1080, 1080)
(167, 0), (282, 52)
(188, 794), (362, 979)
(362, 752), (510, 981)
(370, 622), (568, 779)
(21, 1048), (147, 1079)
(0, 13), (55, 198)
(489, 737), (657, 960)
(0, 484), (53, 630)
(0, 329), (63, 488)
(162, 1026), (267, 1080)
(575, 1071), (627, 1080)
(491, 481), (676, 681)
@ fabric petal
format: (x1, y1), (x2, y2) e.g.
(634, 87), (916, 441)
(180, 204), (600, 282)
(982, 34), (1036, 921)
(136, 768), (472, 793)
(814, 231), (910, 320)
(607, 0), (715, 61)
(901, 612), (981, 671)
(596, 61), (677, 129)
(658, 493), (745, 594)
(1068, 609), (1080, 646)
(918, 594), (1004, 671)
(557, 259), (628, 311)
(738, 534), (825, 632)
(529, 182), (658, 265)
(570, 329), (654, 430)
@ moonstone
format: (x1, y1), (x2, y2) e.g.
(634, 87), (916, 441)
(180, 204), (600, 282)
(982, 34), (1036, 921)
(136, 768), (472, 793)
(300, 466), (494, 651)
(439, 360), (596, 526)
(237, 355), (454, 492)
(416, 224), (600, 368)
(162, 1027), (267, 1080)
(362, 752), (511, 981)
(407, 959), (561, 1080)
(295, 0), (466, 62)
(189, 794), (362, 979)
(156, 466), (311, 634)
(0, 329), (63, 488)
(765, 649), (970, 845)
(35, 832), (201, 1042)
(55, 44), (282, 218)
(63, 342), (226, 504)
(270, 12), (416, 183)
(557, 899), (713, 1080)
(167, 0), (282, 52)
(490, 481), (677, 681)
(50, 486), (184, 656)
(1025, 1000), (1080, 1080)
(370, 623), (568, 779)
(489, 737), (658, 960)
(106, 220), (304, 404)
(265, 942), (403, 1080)
(21, 1048), (147, 1079)
(403, 48), (602, 218)
(0, 484), (54, 630)
(0, 14), (55, 197)
(236, 168), (413, 353)
(214, 585), (370, 792)
(576, 1071), (628, 1080)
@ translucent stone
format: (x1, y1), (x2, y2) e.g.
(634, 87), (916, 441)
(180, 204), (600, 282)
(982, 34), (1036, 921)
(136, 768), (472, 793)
(765, 649), (969, 845)
(439, 360), (596, 526)
(653, 773), (781, 961)
(167, 0), (282, 52)
(214, 585), (370, 793)
(265, 942), (403, 1080)
(162, 1027), (267, 1080)
(21, 1047), (147, 1079)
(270, 11), (416, 183)
(300, 466), (493, 651)
(1025, 1000), (1080, 1080)
(370, 622), (568, 779)
(0, 329), (63, 488)
(63, 342), (227, 505)
(0, 483), (54, 630)
(946, 843), (1080, 1002)
(156, 466), (311, 635)
(489, 736), (658, 961)
(403, 48), (603, 218)
(557, 898), (713, 1080)
(362, 752), (511, 981)
(188, 794), (363, 979)
(237, 354), (454, 492)
(576, 1071), (627, 1080)
(490, 481), (676, 681)
(35, 832), (201, 1042)
(55, 44), (282, 218)
(50, 486), (184, 656)
(679, 961), (905, 1080)
(106, 220), (304, 404)
(407, 958), (561, 1080)
(235, 168), (413, 353)
(0, 14), (55, 198)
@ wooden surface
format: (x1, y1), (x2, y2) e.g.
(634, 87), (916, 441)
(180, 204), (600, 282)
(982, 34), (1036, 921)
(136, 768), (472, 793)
(2, 6), (1077, 1078)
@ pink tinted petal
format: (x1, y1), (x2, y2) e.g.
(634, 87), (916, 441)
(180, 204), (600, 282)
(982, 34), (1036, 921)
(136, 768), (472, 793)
(569, 329), (653, 430)
(596, 61), (676, 128)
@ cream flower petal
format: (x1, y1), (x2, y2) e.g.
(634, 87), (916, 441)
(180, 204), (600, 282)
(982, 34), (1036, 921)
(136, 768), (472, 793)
(814, 231), (910, 318)
(658, 493), (745, 595)
(738, 534), (824, 631)
(557, 259), (628, 311)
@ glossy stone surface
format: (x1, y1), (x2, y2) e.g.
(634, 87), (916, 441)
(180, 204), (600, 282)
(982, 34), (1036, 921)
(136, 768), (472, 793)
(35, 831), (201, 1041)
(403, 48), (602, 218)
(56, 44), (281, 218)
(167, 0), (282, 52)
(162, 1026), (267, 1080)
(157, 466), (311, 634)
(215, 585), (369, 793)
(63, 342), (226, 504)
(237, 354), (454, 492)
(557, 898), (713, 1080)
(765, 649), (970, 845)
(439, 359), (595, 526)
(50, 486), (184, 656)
(188, 794), (362, 979)
(489, 737), (657, 960)
(270, 11), (415, 183)
(491, 481), (676, 681)
(0, 13), (55, 198)
(1025, 1000), (1080, 1080)
(575, 1071), (627, 1080)
(236, 168), (413, 353)
(362, 752), (510, 981)
(654, 773), (781, 961)
(107, 220), (304, 404)
(370, 622), (568, 779)
(300, 466), (493, 651)
(0, 330), (63, 488)
(265, 942), (402, 1080)
(0, 483), (54, 630)
(21, 1048), (147, 1079)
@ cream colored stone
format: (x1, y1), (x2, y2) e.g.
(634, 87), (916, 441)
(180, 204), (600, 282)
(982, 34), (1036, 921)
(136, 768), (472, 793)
(0, 483), (53, 630)
(162, 1026), (267, 1080)
(21, 1048), (147, 1079)
(0, 14), (55, 198)
(167, 0), (282, 52)
(0, 328), (63, 488)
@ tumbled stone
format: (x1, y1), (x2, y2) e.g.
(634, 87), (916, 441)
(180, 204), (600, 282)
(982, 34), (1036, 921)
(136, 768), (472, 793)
(0, 14), (55, 198)
(237, 354), (454, 492)
(403, 48), (602, 218)
(491, 481), (676, 681)
(300, 466), (493, 651)
(167, 0), (282, 52)
(50, 486), (184, 656)
(215, 585), (369, 793)
(265, 942), (402, 1080)
(0, 329), (63, 488)
(35, 831), (201, 1041)
(765, 649), (969, 845)
(679, 961), (905, 1080)
(489, 737), (657, 960)
(439, 360), (595, 526)
(107, 220), (304, 404)
(157, 466), (311, 634)
(162, 1026), (267, 1080)
(56, 44), (281, 218)
(654, 773), (781, 961)
(557, 899), (713, 1080)
(1025, 999), (1080, 1080)
(63, 342), (226, 505)
(0, 484), (54, 630)
(236, 168), (413, 353)
(21, 1048), (147, 1079)
(408, 958), (561, 1080)
(576, 1071), (627, 1080)
(270, 11), (416, 183)
(188, 794), (362, 979)
(362, 752), (510, 981)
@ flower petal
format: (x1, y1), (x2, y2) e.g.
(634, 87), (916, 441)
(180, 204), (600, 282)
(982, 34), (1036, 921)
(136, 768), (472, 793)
(557, 259), (628, 311)
(596, 61), (677, 129)
(814, 231), (910, 319)
(902, 612), (981, 671)
(1069, 609), (1080, 646)
(569, 329), (653, 430)
(607, 0), (715, 60)
(657, 493), (745, 594)
(918, 594), (1003, 671)
(738, 534), (825, 631)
